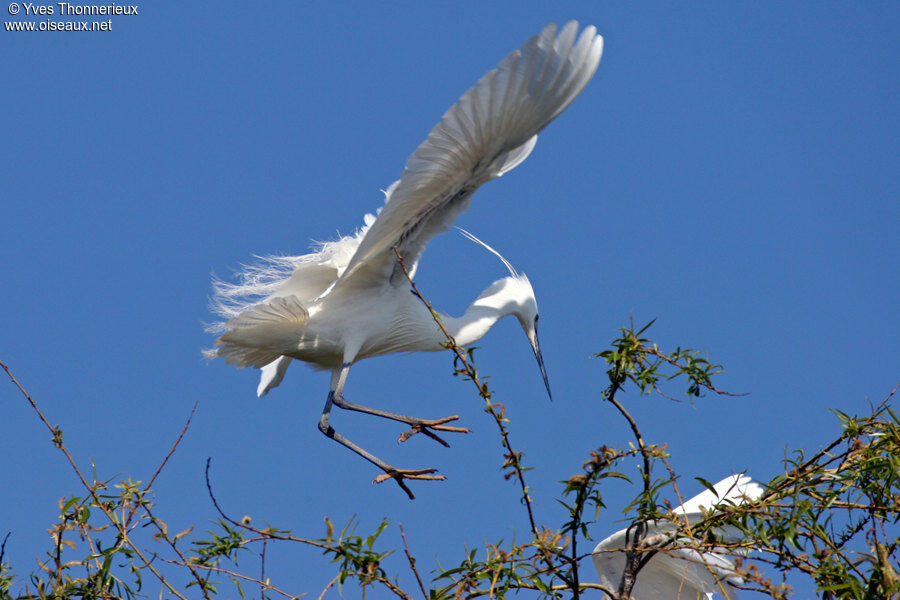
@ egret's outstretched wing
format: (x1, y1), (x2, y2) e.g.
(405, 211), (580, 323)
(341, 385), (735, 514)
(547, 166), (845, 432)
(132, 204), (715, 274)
(336, 21), (603, 287)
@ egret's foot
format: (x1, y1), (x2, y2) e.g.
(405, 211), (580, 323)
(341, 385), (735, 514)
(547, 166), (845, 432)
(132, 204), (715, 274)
(398, 415), (470, 447)
(373, 468), (446, 500)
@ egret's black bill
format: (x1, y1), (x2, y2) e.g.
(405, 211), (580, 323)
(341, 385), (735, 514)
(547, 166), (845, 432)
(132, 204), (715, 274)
(529, 318), (552, 401)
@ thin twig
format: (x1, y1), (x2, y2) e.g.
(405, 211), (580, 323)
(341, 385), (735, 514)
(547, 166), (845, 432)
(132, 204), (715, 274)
(0, 532), (9, 566)
(605, 382), (652, 503)
(318, 569), (415, 600)
(642, 347), (744, 396)
(316, 572), (340, 600)
(260, 538), (268, 600)
(143, 502), (216, 595)
(120, 400), (199, 530)
(204, 458), (332, 551)
(2, 360), (93, 492)
(53, 515), (67, 587)
(400, 525), (427, 599)
(603, 375), (655, 599)
(392, 248), (539, 536)
(146, 399), (199, 492)
(160, 556), (296, 599)
(444, 581), (608, 598)
(123, 533), (193, 600)
(352, 572), (416, 600)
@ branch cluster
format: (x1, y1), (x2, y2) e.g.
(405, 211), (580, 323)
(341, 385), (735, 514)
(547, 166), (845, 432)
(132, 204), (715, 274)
(2, 310), (897, 600)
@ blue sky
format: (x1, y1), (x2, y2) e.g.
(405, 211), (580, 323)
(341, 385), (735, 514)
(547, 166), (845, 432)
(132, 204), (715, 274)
(3, 2), (898, 597)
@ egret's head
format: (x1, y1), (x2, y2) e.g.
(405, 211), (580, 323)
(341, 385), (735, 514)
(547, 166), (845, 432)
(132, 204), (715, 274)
(460, 226), (553, 401)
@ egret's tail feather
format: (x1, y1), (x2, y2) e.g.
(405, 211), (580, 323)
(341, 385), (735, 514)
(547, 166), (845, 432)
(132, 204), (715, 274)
(211, 296), (308, 369)
(225, 295), (309, 329)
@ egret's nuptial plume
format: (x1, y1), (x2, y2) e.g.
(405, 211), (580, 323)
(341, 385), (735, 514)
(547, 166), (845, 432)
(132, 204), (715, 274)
(207, 22), (603, 498)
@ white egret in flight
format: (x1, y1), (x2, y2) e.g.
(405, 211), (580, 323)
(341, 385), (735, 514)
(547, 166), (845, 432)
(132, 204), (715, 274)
(207, 22), (603, 498)
(593, 474), (764, 599)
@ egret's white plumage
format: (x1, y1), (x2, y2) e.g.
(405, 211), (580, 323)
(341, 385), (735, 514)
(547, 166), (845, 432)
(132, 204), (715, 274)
(592, 474), (764, 600)
(206, 22), (603, 497)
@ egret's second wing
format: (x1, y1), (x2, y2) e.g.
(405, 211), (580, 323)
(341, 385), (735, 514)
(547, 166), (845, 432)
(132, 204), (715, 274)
(337, 21), (603, 285)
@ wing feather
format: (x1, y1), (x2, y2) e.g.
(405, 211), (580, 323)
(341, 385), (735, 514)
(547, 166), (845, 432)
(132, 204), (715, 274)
(336, 22), (603, 286)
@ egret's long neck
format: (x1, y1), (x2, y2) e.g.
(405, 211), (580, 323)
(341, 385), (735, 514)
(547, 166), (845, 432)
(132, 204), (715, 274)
(441, 306), (505, 347)
(440, 287), (518, 347)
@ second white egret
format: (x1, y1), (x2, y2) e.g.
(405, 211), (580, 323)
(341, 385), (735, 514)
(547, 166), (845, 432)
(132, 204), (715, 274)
(593, 474), (764, 599)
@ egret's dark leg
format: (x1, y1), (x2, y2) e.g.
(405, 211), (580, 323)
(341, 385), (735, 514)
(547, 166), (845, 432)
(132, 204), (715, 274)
(330, 364), (469, 446)
(317, 365), (445, 499)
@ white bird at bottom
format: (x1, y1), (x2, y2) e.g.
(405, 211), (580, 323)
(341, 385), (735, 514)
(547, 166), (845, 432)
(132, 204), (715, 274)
(206, 22), (604, 498)
(592, 474), (764, 599)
